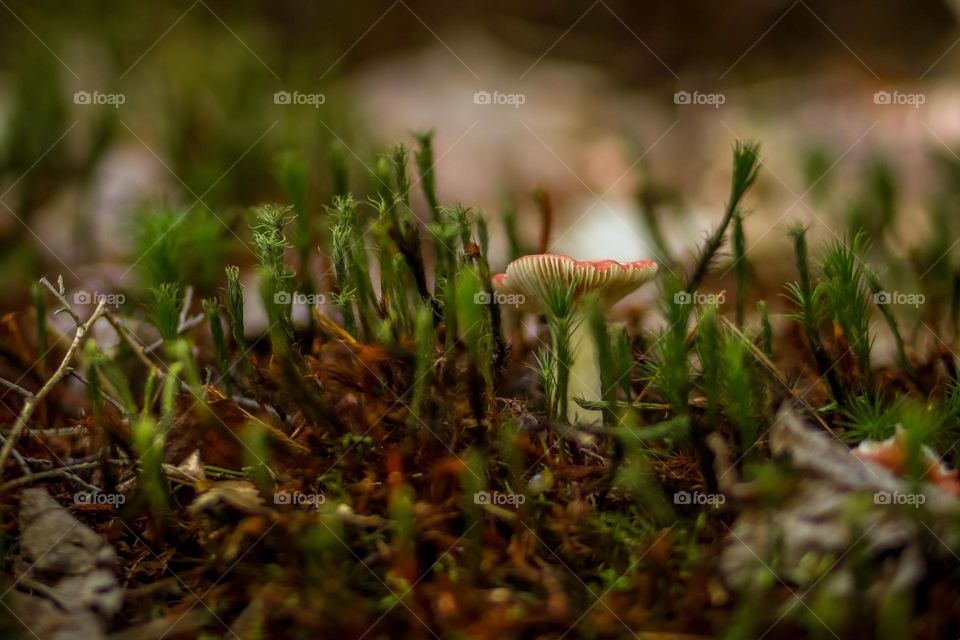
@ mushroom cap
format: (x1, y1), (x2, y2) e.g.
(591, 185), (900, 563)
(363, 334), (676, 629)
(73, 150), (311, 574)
(853, 426), (960, 495)
(493, 254), (658, 309)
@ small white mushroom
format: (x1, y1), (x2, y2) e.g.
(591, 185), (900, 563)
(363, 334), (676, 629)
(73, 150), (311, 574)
(493, 254), (658, 425)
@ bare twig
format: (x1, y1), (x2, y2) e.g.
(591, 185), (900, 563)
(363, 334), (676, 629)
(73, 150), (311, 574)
(42, 275), (166, 377)
(0, 460), (101, 493)
(0, 299), (107, 480)
(40, 276), (82, 327)
(144, 312), (205, 355)
(26, 426), (88, 438)
(104, 314), (166, 376)
(0, 376), (31, 398)
(0, 435), (31, 475)
(141, 283), (203, 355)
(66, 368), (128, 415)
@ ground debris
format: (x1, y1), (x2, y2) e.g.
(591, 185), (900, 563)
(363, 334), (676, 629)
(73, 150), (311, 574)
(718, 405), (960, 608)
(9, 488), (122, 639)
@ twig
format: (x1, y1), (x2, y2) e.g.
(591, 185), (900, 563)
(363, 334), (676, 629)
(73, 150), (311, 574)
(26, 426), (88, 438)
(0, 460), (101, 493)
(40, 276), (82, 327)
(66, 368), (128, 415)
(0, 300), (107, 480)
(143, 312), (205, 355)
(0, 377), (31, 398)
(0, 435), (31, 475)
(104, 314), (213, 403)
(21, 452), (99, 467)
(41, 281), (207, 410)
(42, 275), (169, 377)
(104, 314), (165, 376)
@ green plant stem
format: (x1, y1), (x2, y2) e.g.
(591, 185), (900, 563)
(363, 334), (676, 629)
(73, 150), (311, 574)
(685, 141), (760, 293)
(758, 300), (774, 360)
(733, 211), (747, 327)
(789, 225), (845, 404)
(868, 272), (924, 391)
(414, 130), (440, 224)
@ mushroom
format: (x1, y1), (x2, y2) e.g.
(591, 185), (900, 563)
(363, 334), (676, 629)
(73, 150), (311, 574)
(492, 254), (658, 425)
(853, 426), (960, 495)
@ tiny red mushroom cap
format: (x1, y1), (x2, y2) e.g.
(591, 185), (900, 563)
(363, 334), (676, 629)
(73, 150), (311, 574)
(492, 254), (659, 308)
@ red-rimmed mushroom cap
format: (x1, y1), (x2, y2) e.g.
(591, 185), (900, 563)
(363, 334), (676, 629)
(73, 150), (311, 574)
(493, 254), (658, 309)
(854, 426), (960, 495)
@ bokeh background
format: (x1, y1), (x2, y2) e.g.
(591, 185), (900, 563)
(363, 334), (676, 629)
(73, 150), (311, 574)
(2, 0), (959, 310)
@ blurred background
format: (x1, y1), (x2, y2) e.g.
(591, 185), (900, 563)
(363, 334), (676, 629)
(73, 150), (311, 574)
(2, 0), (960, 312)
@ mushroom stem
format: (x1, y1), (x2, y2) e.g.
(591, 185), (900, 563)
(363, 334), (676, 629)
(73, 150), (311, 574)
(566, 314), (602, 426)
(492, 254), (658, 425)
